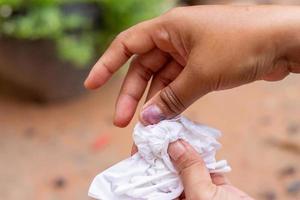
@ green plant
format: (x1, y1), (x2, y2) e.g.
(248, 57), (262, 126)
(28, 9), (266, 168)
(0, 0), (173, 68)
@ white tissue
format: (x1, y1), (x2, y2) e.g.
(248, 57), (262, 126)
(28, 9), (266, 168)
(88, 116), (231, 200)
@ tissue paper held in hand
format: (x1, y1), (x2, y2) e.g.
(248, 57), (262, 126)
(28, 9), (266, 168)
(88, 116), (231, 200)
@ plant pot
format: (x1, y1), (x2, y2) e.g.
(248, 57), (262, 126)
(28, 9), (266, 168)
(0, 38), (93, 102)
(0, 3), (102, 102)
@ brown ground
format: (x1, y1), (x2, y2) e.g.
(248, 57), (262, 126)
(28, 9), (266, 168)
(0, 74), (299, 200)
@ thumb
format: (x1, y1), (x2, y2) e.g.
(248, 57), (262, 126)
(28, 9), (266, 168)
(168, 140), (216, 199)
(140, 66), (209, 125)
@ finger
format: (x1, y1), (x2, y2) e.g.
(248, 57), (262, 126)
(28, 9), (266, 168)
(131, 144), (138, 156)
(210, 173), (229, 186)
(263, 59), (300, 82)
(146, 60), (183, 101)
(178, 192), (186, 200)
(84, 20), (157, 89)
(140, 59), (210, 125)
(263, 60), (290, 82)
(114, 49), (169, 127)
(169, 52), (187, 66)
(168, 140), (216, 199)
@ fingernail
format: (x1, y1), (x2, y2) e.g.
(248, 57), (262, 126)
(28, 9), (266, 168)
(169, 140), (186, 161)
(141, 105), (165, 125)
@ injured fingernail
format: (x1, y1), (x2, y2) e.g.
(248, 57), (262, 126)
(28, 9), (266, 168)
(168, 141), (186, 161)
(141, 105), (165, 125)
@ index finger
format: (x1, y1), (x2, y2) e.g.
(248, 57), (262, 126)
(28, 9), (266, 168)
(84, 20), (157, 89)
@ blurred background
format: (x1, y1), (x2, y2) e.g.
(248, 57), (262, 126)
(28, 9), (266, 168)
(0, 0), (299, 199)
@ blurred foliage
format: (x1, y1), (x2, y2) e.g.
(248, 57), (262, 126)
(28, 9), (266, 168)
(0, 0), (173, 68)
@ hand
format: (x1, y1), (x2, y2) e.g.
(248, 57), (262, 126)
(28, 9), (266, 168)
(85, 5), (300, 127)
(168, 140), (254, 200)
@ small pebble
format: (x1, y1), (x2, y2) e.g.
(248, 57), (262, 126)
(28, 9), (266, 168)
(53, 177), (66, 189)
(286, 180), (300, 195)
(260, 190), (277, 200)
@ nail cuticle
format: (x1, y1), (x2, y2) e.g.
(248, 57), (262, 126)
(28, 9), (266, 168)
(142, 105), (165, 125)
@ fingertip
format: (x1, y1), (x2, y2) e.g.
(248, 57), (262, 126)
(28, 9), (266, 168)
(210, 173), (229, 185)
(85, 62), (114, 89)
(131, 144), (138, 156)
(140, 104), (166, 125)
(113, 117), (130, 128)
(180, 140), (196, 152)
(138, 112), (149, 126)
(168, 140), (211, 183)
(168, 140), (186, 161)
(84, 79), (95, 90)
(84, 73), (102, 90)
(113, 108), (131, 127)
(113, 95), (137, 127)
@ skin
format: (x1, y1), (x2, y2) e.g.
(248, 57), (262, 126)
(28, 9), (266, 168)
(168, 140), (254, 200)
(85, 5), (300, 127)
(85, 5), (300, 199)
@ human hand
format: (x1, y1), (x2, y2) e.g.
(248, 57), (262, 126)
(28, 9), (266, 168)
(168, 140), (254, 200)
(85, 5), (300, 127)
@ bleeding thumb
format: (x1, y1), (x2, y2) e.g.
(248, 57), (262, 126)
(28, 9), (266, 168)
(140, 85), (186, 125)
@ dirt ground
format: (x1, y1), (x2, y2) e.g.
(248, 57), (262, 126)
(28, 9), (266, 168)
(0, 74), (299, 200)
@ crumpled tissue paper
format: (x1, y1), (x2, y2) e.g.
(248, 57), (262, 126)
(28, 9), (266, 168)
(88, 116), (231, 200)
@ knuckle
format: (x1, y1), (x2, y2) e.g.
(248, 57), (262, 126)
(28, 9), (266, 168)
(180, 158), (202, 173)
(137, 19), (154, 28)
(135, 61), (153, 81)
(188, 183), (216, 200)
(164, 6), (184, 18)
(99, 59), (114, 75)
(116, 30), (129, 41)
(159, 86), (185, 115)
(115, 31), (132, 58)
(187, 178), (217, 200)
(157, 75), (173, 86)
(132, 59), (153, 81)
(197, 184), (218, 200)
(176, 149), (204, 172)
